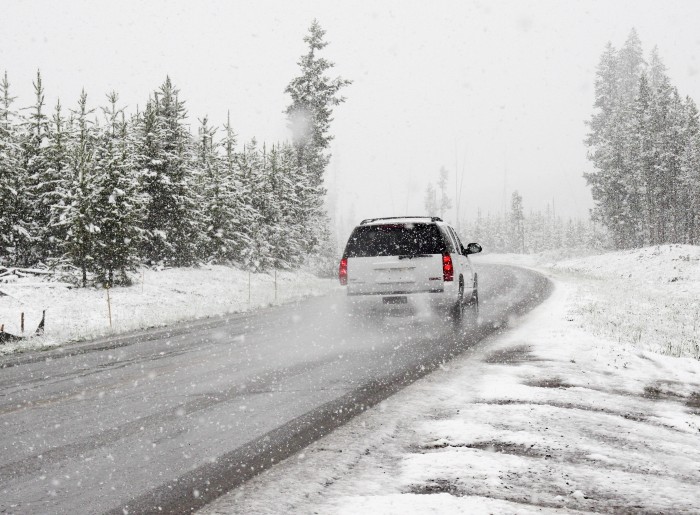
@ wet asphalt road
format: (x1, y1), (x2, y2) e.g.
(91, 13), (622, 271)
(0, 264), (551, 514)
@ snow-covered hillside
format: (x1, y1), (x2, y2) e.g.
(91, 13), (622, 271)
(553, 245), (700, 359)
(0, 266), (336, 355)
(482, 245), (700, 360)
(200, 245), (700, 514)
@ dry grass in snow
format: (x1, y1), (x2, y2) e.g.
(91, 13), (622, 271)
(482, 245), (700, 359)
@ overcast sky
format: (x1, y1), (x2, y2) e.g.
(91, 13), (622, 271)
(3, 0), (700, 238)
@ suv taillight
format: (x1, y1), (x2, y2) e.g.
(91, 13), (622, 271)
(442, 253), (453, 282)
(339, 257), (348, 285)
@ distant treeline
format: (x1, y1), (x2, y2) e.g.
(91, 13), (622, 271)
(586, 29), (700, 248)
(461, 192), (607, 254)
(0, 21), (350, 286)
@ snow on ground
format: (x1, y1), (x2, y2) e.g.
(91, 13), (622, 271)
(483, 245), (700, 359)
(200, 245), (700, 514)
(0, 266), (336, 355)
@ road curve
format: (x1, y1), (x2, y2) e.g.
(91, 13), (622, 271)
(0, 264), (551, 514)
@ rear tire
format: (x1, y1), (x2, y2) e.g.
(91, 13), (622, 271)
(450, 278), (465, 322)
(465, 274), (479, 324)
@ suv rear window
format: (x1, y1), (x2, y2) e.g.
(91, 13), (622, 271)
(344, 223), (447, 257)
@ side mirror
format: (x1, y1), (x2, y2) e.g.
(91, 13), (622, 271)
(464, 242), (482, 255)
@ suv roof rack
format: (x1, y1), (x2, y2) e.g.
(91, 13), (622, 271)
(360, 216), (443, 225)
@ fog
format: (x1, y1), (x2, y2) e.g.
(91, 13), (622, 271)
(4, 0), (700, 240)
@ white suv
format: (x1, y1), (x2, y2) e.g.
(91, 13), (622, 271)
(338, 216), (482, 321)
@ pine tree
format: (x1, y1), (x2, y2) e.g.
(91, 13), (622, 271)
(680, 97), (700, 243)
(585, 43), (628, 247)
(661, 88), (685, 242)
(643, 49), (674, 244)
(134, 97), (163, 263)
(257, 143), (281, 271)
(138, 77), (200, 266)
(631, 72), (653, 246)
(509, 191), (525, 253)
(196, 115), (219, 261)
(587, 42), (619, 144)
(63, 90), (97, 286)
(91, 92), (143, 286)
(274, 143), (306, 268)
(284, 20), (351, 258)
(617, 29), (645, 104)
(196, 115), (240, 263)
(437, 166), (452, 219)
(21, 70), (51, 264)
(583, 31), (700, 248)
(648, 46), (669, 92)
(44, 99), (71, 260)
(220, 113), (253, 262)
(586, 31), (647, 248)
(0, 72), (28, 266)
(236, 138), (270, 271)
(285, 20), (351, 182)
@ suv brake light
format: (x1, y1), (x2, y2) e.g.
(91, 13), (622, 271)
(339, 257), (348, 285)
(442, 253), (453, 282)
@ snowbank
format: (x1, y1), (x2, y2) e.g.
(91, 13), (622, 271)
(0, 265), (337, 355)
(477, 245), (700, 359)
(553, 244), (700, 283)
(551, 245), (700, 359)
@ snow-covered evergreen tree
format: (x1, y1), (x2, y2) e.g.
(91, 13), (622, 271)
(285, 20), (351, 184)
(62, 90), (97, 286)
(91, 92), (143, 286)
(679, 96), (700, 243)
(138, 77), (201, 267)
(236, 138), (274, 271)
(196, 115), (240, 263)
(424, 183), (437, 215)
(437, 166), (452, 220)
(461, 197), (607, 254)
(589, 33), (645, 248)
(2, 24), (354, 275)
(617, 29), (646, 104)
(509, 191), (525, 253)
(44, 99), (71, 260)
(21, 70), (51, 264)
(0, 72), (28, 266)
(584, 31), (700, 248)
(631, 72), (653, 246)
(220, 114), (253, 263)
(284, 19), (351, 259)
(273, 143), (306, 269)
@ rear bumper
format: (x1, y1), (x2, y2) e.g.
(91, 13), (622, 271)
(347, 288), (444, 296)
(345, 281), (459, 308)
(344, 291), (457, 315)
(347, 278), (458, 297)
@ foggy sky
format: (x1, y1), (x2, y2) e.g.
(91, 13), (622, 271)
(3, 0), (700, 240)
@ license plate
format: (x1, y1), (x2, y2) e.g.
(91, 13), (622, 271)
(383, 296), (407, 304)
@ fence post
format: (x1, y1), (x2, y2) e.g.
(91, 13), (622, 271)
(248, 271), (251, 308)
(20, 312), (24, 333)
(274, 269), (277, 303)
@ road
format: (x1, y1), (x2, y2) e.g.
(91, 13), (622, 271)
(0, 264), (551, 514)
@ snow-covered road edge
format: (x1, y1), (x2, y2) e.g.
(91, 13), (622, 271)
(200, 253), (700, 514)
